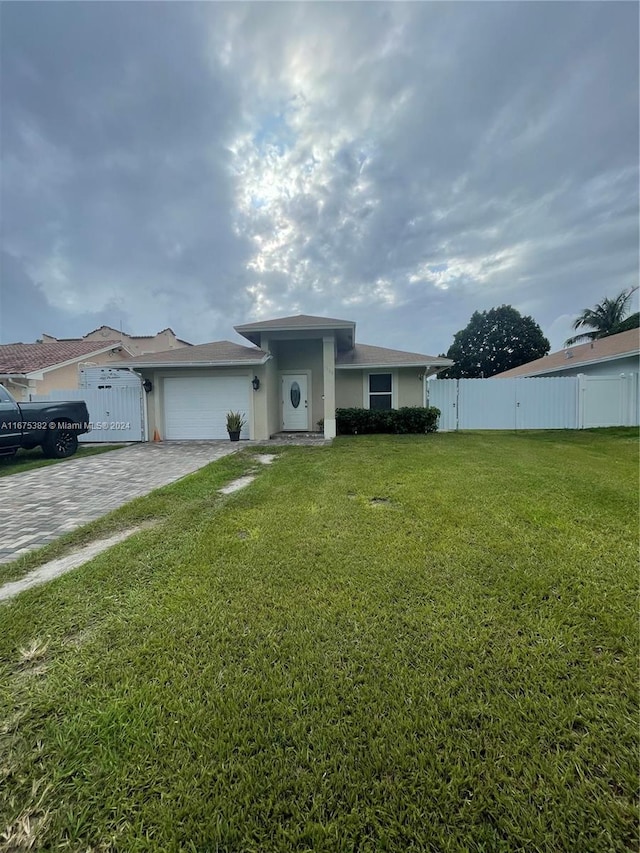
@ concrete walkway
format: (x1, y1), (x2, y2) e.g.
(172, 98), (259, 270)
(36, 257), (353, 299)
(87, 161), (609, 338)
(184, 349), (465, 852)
(0, 527), (145, 601)
(0, 455), (282, 602)
(0, 442), (239, 564)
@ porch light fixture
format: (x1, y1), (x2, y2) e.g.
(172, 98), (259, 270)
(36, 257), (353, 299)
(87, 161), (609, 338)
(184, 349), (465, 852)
(143, 379), (153, 393)
(251, 375), (261, 391)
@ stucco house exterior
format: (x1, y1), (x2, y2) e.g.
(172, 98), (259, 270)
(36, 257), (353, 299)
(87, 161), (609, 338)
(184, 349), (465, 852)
(0, 340), (133, 401)
(1, 327), (191, 401)
(493, 328), (639, 379)
(42, 325), (191, 356)
(124, 314), (453, 440)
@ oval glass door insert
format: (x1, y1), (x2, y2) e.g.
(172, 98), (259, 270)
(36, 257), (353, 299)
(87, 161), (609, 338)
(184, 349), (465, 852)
(290, 381), (301, 408)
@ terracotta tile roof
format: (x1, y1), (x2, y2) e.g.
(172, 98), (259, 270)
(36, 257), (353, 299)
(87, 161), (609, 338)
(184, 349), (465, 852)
(235, 314), (355, 332)
(494, 328), (640, 377)
(0, 341), (121, 374)
(336, 343), (452, 368)
(123, 341), (269, 366)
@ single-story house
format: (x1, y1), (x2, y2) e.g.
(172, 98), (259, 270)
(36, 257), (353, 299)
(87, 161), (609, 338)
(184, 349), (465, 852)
(493, 328), (639, 379)
(0, 340), (133, 401)
(124, 314), (453, 440)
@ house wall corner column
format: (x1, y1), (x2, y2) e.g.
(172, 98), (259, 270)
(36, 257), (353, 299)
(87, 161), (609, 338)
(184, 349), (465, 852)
(323, 336), (336, 438)
(151, 371), (162, 440)
(252, 338), (272, 441)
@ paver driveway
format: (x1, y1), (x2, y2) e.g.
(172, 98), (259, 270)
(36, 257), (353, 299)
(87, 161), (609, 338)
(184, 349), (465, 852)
(0, 442), (239, 564)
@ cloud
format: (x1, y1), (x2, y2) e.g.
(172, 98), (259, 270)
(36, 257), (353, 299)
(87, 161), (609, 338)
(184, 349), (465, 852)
(0, 251), (121, 343)
(1, 3), (252, 341)
(1, 2), (637, 355)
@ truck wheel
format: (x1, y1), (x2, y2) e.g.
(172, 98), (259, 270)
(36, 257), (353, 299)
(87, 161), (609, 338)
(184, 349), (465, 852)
(43, 428), (79, 459)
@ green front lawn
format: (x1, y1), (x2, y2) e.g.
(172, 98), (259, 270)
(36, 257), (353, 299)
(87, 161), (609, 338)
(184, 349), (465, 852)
(1, 431), (637, 852)
(0, 443), (125, 478)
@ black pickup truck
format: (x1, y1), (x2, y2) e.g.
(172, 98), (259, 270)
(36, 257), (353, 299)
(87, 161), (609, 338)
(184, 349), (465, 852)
(0, 384), (91, 459)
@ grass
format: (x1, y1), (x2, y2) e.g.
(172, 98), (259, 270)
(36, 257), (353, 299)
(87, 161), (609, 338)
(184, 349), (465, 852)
(0, 444), (124, 478)
(0, 449), (256, 587)
(0, 430), (637, 852)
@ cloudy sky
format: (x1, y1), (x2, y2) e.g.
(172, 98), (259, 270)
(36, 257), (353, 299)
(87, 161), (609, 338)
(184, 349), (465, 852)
(1, 2), (638, 356)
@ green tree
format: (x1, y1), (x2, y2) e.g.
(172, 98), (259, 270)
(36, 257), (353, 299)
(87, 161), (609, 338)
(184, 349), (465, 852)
(439, 305), (550, 379)
(565, 288), (637, 346)
(606, 311), (639, 337)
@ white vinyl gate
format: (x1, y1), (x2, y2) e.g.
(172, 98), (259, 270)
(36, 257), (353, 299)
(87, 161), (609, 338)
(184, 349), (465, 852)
(79, 366), (143, 390)
(427, 374), (638, 431)
(31, 387), (145, 442)
(580, 374), (639, 428)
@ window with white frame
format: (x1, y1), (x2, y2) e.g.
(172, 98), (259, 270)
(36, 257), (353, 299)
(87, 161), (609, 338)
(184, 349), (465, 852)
(368, 373), (392, 409)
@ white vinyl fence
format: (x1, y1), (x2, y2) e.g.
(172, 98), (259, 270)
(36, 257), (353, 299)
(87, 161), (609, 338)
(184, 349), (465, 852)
(427, 374), (638, 431)
(31, 387), (145, 442)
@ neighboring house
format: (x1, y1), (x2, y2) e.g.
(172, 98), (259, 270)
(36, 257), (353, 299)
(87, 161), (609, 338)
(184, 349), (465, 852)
(0, 340), (133, 401)
(124, 313), (452, 441)
(1, 327), (192, 402)
(493, 329), (639, 379)
(42, 325), (191, 356)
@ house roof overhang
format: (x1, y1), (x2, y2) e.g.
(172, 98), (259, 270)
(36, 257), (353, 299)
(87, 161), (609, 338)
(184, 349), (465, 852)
(494, 350), (638, 378)
(121, 339), (271, 369)
(336, 360), (452, 371)
(0, 343), (131, 379)
(335, 342), (453, 372)
(235, 315), (356, 349)
(124, 355), (271, 369)
(0, 373), (34, 381)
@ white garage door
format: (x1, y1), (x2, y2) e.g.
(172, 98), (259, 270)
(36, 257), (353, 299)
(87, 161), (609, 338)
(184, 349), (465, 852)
(163, 376), (250, 439)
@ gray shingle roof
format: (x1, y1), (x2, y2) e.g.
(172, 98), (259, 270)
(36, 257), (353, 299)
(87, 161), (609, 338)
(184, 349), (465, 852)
(494, 328), (639, 377)
(336, 343), (452, 368)
(0, 341), (122, 374)
(123, 341), (269, 367)
(235, 314), (355, 332)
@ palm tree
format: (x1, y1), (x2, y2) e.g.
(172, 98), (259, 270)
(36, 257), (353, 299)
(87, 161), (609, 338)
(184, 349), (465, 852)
(565, 287), (638, 346)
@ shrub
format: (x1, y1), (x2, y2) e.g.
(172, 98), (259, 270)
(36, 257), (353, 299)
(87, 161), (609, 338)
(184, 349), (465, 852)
(226, 411), (247, 432)
(336, 406), (440, 435)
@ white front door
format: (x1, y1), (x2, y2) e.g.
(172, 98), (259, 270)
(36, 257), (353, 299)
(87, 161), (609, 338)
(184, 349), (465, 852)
(282, 374), (309, 430)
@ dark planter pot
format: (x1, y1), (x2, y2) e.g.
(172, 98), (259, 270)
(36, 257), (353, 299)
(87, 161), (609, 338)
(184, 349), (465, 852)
(228, 430), (241, 442)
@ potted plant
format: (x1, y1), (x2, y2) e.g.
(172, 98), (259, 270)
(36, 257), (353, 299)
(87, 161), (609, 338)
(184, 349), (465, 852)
(226, 410), (246, 442)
